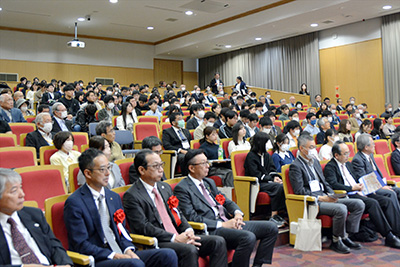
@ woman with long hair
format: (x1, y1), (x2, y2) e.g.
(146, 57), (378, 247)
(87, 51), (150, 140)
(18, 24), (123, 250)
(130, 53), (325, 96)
(227, 122), (251, 155)
(338, 119), (353, 142)
(299, 83), (309, 95)
(371, 118), (386, 140)
(117, 102), (135, 131)
(355, 120), (372, 142)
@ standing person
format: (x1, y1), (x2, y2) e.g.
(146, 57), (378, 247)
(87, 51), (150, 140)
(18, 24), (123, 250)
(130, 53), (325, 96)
(210, 72), (223, 94)
(0, 168), (74, 267)
(174, 150), (278, 267)
(64, 149), (178, 267)
(244, 132), (287, 227)
(123, 150), (228, 267)
(299, 83), (309, 95)
(289, 134), (365, 254)
(323, 141), (400, 248)
(232, 76), (247, 97)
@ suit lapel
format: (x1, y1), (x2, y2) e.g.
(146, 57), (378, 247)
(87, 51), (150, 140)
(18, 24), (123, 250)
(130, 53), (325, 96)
(187, 178), (214, 209)
(80, 184), (104, 239)
(0, 224), (11, 264)
(135, 182), (163, 225)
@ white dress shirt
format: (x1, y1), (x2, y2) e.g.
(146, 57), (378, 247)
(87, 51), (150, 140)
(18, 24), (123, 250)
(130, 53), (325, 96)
(172, 126), (190, 150)
(54, 116), (69, 131)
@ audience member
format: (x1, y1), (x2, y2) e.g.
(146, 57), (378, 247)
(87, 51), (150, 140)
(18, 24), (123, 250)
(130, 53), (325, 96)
(316, 117), (331, 144)
(381, 103), (393, 118)
(15, 98), (34, 117)
(383, 115), (396, 137)
(370, 118), (386, 140)
(354, 119), (372, 143)
(303, 113), (320, 136)
(391, 133), (400, 175)
(26, 112), (53, 157)
(73, 103), (97, 132)
(41, 83), (61, 105)
(0, 120), (12, 133)
(117, 102), (135, 131)
(227, 122), (251, 155)
(98, 95), (119, 122)
(338, 119), (354, 142)
(312, 94), (322, 108)
(219, 110), (238, 139)
(58, 84), (80, 116)
(278, 105), (290, 121)
(145, 99), (162, 121)
(271, 133), (295, 172)
(193, 111), (217, 140)
(299, 83), (309, 95)
(96, 121), (124, 162)
(285, 120), (301, 149)
(186, 104), (204, 130)
(318, 129), (338, 161)
(0, 94), (26, 122)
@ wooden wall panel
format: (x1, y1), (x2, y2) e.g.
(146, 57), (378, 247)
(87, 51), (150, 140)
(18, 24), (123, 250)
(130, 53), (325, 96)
(320, 39), (384, 114)
(154, 58), (183, 86)
(183, 71), (199, 92)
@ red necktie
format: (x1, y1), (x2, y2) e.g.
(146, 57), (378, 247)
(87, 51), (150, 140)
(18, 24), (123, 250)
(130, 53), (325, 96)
(152, 188), (178, 234)
(7, 218), (40, 264)
(199, 183), (228, 222)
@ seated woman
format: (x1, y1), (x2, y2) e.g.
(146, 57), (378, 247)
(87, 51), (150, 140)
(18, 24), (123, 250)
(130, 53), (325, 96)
(199, 126), (234, 187)
(285, 120), (301, 149)
(371, 118), (387, 140)
(319, 129), (339, 161)
(354, 119), (372, 143)
(295, 101), (303, 111)
(77, 136), (125, 189)
(50, 131), (81, 185)
(316, 102), (328, 118)
(227, 122), (251, 155)
(16, 99), (35, 116)
(116, 102), (135, 131)
(338, 119), (353, 142)
(244, 131), (287, 227)
(271, 133), (295, 173)
(383, 115), (396, 137)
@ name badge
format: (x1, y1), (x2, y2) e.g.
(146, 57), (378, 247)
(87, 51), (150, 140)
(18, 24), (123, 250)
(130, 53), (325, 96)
(309, 180), (321, 192)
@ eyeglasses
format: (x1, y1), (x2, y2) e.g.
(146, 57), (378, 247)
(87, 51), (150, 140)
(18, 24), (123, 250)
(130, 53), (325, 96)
(153, 150), (163, 155)
(89, 164), (112, 174)
(191, 161), (211, 167)
(341, 152), (350, 156)
(147, 162), (165, 170)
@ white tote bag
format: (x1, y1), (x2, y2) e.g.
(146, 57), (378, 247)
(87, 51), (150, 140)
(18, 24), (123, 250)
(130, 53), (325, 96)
(294, 196), (322, 251)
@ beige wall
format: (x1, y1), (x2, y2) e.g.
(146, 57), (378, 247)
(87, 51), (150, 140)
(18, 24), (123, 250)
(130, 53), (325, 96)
(319, 38), (384, 114)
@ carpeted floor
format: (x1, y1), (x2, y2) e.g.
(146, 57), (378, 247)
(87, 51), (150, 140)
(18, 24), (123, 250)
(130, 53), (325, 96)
(253, 238), (400, 266)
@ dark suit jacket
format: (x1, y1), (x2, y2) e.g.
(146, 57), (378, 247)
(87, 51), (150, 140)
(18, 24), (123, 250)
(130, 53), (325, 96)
(289, 157), (334, 197)
(191, 93), (204, 102)
(26, 129), (51, 158)
(391, 149), (400, 175)
(64, 184), (134, 262)
(174, 177), (240, 231)
(323, 159), (356, 192)
(129, 163), (166, 184)
(316, 131), (325, 145)
(352, 152), (382, 180)
(123, 181), (191, 242)
(244, 151), (277, 182)
(210, 78), (223, 94)
(41, 92), (61, 105)
(0, 207), (72, 267)
(186, 117), (200, 130)
(0, 108), (26, 123)
(162, 127), (192, 151)
(176, 90), (187, 99)
(51, 117), (72, 134)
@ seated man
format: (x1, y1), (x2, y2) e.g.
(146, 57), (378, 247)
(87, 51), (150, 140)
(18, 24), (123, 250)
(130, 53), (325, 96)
(64, 148), (178, 267)
(324, 141), (400, 248)
(289, 134), (365, 254)
(218, 110), (238, 139)
(174, 150), (278, 267)
(162, 112), (192, 176)
(124, 150), (228, 267)
(52, 102), (73, 133)
(186, 104), (205, 130)
(96, 121), (124, 162)
(145, 99), (163, 121)
(26, 112), (53, 158)
(303, 113), (320, 136)
(0, 93), (26, 122)
(129, 136), (166, 183)
(193, 111), (217, 140)
(391, 133), (400, 175)
(316, 117), (331, 145)
(0, 168), (73, 267)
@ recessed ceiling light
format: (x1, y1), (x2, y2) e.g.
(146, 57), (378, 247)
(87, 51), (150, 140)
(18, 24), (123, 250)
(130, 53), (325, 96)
(147, 26), (154, 30)
(225, 45), (232, 48)
(109, 0), (118, 3)
(382, 5), (392, 10)
(0, 7), (2, 11)
(185, 11), (193, 15)
(310, 23), (318, 27)
(255, 37), (262, 41)
(77, 17), (85, 22)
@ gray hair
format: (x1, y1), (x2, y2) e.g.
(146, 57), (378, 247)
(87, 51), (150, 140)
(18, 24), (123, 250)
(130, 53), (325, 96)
(385, 103), (391, 108)
(297, 133), (314, 149)
(52, 102), (64, 114)
(96, 121), (112, 135)
(356, 133), (372, 152)
(279, 98), (286, 104)
(318, 117), (328, 127)
(0, 168), (22, 199)
(35, 112), (51, 125)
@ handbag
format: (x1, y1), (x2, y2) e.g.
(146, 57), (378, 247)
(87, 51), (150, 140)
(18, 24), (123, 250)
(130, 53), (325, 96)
(294, 195), (322, 251)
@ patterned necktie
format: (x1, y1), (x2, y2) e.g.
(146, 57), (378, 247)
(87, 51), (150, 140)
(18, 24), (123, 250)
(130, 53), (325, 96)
(178, 129), (187, 142)
(340, 164), (362, 195)
(98, 195), (122, 254)
(7, 218), (40, 264)
(368, 156), (377, 171)
(152, 188), (178, 234)
(199, 183), (228, 221)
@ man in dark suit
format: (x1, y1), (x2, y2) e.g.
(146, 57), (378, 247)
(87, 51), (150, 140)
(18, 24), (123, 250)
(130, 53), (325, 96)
(210, 73), (223, 94)
(174, 150), (278, 267)
(26, 112), (53, 158)
(352, 133), (400, 201)
(391, 133), (400, 175)
(316, 117), (331, 145)
(0, 94), (27, 123)
(129, 136), (166, 183)
(162, 112), (192, 176)
(186, 104), (204, 130)
(176, 85), (187, 99)
(51, 102), (73, 134)
(324, 141), (400, 248)
(41, 83), (61, 105)
(64, 148), (178, 267)
(124, 150), (228, 267)
(289, 134), (365, 254)
(0, 168), (73, 267)
(191, 86), (204, 102)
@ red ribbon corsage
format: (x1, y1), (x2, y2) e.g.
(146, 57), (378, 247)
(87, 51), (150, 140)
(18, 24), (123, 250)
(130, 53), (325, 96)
(215, 194), (226, 206)
(113, 209), (125, 235)
(168, 196), (181, 226)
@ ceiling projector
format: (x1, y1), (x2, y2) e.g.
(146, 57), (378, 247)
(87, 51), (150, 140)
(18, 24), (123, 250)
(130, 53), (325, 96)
(67, 22), (85, 48)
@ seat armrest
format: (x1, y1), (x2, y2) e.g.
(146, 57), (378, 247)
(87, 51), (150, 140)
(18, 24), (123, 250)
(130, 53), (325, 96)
(130, 234), (158, 248)
(387, 180), (396, 186)
(333, 190), (347, 194)
(67, 251), (91, 265)
(286, 194), (316, 202)
(234, 176), (258, 182)
(188, 221), (205, 230)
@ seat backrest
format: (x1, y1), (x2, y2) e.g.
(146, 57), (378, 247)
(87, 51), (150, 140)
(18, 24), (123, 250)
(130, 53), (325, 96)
(282, 165), (294, 195)
(373, 154), (390, 179)
(338, 114), (349, 120)
(71, 132), (89, 152)
(290, 148), (298, 157)
(133, 123), (159, 141)
(20, 133), (28, 146)
(112, 116), (118, 127)
(231, 150), (249, 177)
(138, 116), (158, 123)
(221, 138), (232, 158)
(68, 163), (80, 193)
(15, 165), (66, 210)
(44, 194), (70, 249)
(25, 116), (36, 123)
(9, 123), (36, 145)
(345, 142), (356, 157)
(40, 146), (58, 165)
(0, 133), (17, 148)
(89, 122), (99, 136)
(0, 147), (37, 168)
(190, 140), (200, 149)
(115, 158), (134, 185)
(273, 121), (283, 129)
(163, 177), (184, 191)
(162, 123), (172, 130)
(374, 139), (390, 155)
(115, 130), (134, 145)
(298, 111), (307, 120)
(384, 153), (396, 176)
